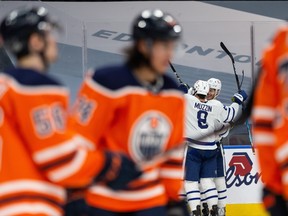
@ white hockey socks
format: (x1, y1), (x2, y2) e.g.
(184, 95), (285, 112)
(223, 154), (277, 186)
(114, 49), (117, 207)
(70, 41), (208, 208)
(184, 180), (200, 212)
(214, 177), (227, 208)
(200, 178), (218, 209)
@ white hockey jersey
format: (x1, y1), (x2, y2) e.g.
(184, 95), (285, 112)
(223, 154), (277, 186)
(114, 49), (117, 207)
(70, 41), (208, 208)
(184, 94), (240, 150)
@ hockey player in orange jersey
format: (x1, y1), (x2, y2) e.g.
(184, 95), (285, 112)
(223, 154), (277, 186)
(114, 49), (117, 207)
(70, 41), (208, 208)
(252, 26), (288, 215)
(0, 6), (141, 216)
(69, 9), (187, 216)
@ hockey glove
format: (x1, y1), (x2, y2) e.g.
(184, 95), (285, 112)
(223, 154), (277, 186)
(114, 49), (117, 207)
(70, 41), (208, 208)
(262, 186), (288, 216)
(232, 90), (248, 105)
(178, 83), (190, 94)
(95, 151), (142, 190)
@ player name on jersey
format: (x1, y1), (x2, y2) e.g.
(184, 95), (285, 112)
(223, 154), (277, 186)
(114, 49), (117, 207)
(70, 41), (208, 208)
(194, 102), (212, 112)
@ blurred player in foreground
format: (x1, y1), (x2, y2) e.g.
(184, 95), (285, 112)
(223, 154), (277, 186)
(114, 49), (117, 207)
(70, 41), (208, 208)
(68, 8), (187, 216)
(0, 6), (141, 216)
(252, 26), (288, 216)
(183, 80), (247, 216)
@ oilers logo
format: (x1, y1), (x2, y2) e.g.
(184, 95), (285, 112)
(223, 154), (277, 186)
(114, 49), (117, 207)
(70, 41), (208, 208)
(129, 111), (172, 162)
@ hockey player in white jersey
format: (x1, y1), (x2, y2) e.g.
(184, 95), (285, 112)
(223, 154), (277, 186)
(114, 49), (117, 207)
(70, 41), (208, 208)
(200, 78), (232, 216)
(183, 80), (247, 216)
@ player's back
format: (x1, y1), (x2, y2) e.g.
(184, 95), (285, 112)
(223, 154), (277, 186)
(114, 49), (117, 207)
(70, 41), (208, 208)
(184, 93), (239, 150)
(0, 69), (67, 216)
(73, 64), (184, 157)
(184, 94), (223, 150)
(71, 64), (186, 212)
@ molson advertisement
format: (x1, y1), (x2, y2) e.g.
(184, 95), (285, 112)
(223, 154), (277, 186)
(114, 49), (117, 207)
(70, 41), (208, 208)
(224, 146), (268, 216)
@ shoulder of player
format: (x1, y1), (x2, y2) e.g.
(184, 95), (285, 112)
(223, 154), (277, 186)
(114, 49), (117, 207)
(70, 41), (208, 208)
(1, 69), (68, 97)
(184, 94), (200, 102)
(206, 99), (223, 106)
(92, 64), (180, 91)
(92, 64), (143, 90)
(4, 68), (62, 87)
(162, 74), (180, 90)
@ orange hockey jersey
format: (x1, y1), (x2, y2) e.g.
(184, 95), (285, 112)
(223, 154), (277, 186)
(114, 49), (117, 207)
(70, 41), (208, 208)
(252, 26), (288, 199)
(0, 68), (107, 216)
(70, 64), (185, 212)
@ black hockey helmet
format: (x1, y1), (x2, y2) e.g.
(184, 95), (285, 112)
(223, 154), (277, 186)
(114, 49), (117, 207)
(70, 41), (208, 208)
(132, 9), (182, 41)
(0, 6), (60, 57)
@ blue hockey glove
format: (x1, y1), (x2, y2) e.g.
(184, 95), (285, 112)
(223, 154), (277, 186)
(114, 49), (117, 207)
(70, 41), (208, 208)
(178, 83), (190, 94)
(95, 151), (142, 190)
(232, 90), (248, 105)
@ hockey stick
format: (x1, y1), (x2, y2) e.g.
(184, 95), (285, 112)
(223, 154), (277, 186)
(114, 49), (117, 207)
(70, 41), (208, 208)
(220, 42), (242, 91)
(220, 42), (255, 154)
(169, 61), (190, 93)
(169, 61), (184, 84)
